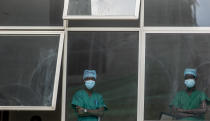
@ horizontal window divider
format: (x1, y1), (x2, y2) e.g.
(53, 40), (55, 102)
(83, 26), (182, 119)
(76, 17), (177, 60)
(63, 16), (139, 20)
(143, 27), (210, 32)
(0, 26), (64, 31)
(66, 27), (141, 31)
(0, 31), (64, 35)
(0, 106), (56, 111)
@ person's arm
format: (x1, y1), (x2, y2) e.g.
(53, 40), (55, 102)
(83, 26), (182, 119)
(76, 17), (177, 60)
(180, 101), (207, 114)
(77, 106), (104, 117)
(171, 101), (207, 119)
(170, 92), (193, 118)
(171, 107), (195, 118)
(87, 107), (104, 116)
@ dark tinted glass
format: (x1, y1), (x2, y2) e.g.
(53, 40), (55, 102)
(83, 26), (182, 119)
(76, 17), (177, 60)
(0, 0), (63, 26)
(9, 75), (62, 121)
(66, 32), (139, 121)
(145, 0), (210, 26)
(145, 33), (210, 120)
(69, 19), (140, 27)
(0, 35), (60, 106)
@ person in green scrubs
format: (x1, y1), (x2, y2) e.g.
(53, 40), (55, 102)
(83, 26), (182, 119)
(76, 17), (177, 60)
(72, 70), (107, 121)
(170, 68), (209, 121)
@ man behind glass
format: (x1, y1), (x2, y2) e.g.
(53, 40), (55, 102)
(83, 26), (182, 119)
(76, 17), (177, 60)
(170, 68), (210, 121)
(72, 70), (107, 121)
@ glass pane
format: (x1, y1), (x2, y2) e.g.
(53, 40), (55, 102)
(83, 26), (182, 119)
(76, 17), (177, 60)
(0, 35), (60, 106)
(9, 77), (62, 121)
(66, 32), (139, 121)
(0, 0), (63, 26)
(145, 33), (210, 120)
(68, 0), (137, 16)
(145, 0), (210, 26)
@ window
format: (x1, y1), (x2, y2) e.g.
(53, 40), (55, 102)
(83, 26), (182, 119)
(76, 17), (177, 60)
(0, 31), (64, 110)
(63, 0), (140, 20)
(2, 0), (210, 121)
(66, 31), (139, 121)
(142, 31), (210, 120)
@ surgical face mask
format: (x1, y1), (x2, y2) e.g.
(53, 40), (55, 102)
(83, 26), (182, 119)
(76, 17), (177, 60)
(184, 79), (195, 88)
(85, 80), (95, 90)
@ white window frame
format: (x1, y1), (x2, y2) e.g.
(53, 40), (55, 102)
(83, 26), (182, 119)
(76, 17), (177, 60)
(62, 0), (141, 20)
(61, 28), (142, 121)
(0, 31), (64, 111)
(0, 26), (64, 31)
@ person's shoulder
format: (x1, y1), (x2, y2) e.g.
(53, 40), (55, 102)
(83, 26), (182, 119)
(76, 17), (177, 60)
(174, 90), (186, 97)
(195, 90), (204, 93)
(195, 90), (206, 95)
(74, 89), (85, 96)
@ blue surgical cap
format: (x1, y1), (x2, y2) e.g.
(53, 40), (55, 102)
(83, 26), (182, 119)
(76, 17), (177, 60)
(184, 68), (197, 77)
(83, 70), (97, 80)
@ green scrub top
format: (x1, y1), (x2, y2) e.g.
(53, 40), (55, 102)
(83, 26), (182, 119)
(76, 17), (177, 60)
(170, 90), (210, 121)
(72, 89), (107, 121)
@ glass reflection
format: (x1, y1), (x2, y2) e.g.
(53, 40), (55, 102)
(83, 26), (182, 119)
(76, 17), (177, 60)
(66, 32), (139, 121)
(68, 0), (136, 16)
(145, 0), (210, 26)
(0, 0), (63, 26)
(9, 78), (62, 121)
(145, 33), (210, 120)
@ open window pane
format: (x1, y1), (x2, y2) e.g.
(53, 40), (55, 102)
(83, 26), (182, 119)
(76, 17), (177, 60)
(145, 0), (210, 26)
(0, 0), (63, 26)
(66, 32), (139, 121)
(145, 33), (210, 120)
(63, 0), (140, 19)
(0, 32), (64, 110)
(9, 74), (63, 121)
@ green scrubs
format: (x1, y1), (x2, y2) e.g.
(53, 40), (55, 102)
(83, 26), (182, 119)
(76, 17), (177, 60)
(170, 90), (210, 121)
(72, 89), (107, 121)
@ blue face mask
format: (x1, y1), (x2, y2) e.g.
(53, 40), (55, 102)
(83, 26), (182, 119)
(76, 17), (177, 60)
(184, 79), (195, 88)
(85, 80), (95, 90)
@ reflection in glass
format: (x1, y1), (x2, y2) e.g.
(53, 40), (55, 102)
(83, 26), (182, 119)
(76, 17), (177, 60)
(66, 32), (139, 121)
(9, 78), (62, 121)
(145, 0), (210, 26)
(68, 0), (137, 16)
(0, 36), (60, 106)
(0, 0), (63, 26)
(145, 33), (210, 120)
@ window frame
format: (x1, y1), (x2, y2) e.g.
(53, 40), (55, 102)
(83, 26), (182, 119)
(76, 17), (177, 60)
(0, 31), (64, 111)
(140, 28), (210, 120)
(62, 0), (141, 20)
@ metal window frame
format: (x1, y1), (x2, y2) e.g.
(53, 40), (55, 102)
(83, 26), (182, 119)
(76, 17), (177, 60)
(0, 31), (64, 111)
(62, 0), (141, 20)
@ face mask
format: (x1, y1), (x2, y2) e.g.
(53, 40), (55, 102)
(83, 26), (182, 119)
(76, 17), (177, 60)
(184, 79), (195, 88)
(85, 80), (95, 90)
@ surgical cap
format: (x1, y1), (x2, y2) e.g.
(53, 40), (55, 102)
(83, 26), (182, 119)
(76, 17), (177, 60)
(83, 70), (97, 80)
(184, 68), (197, 77)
